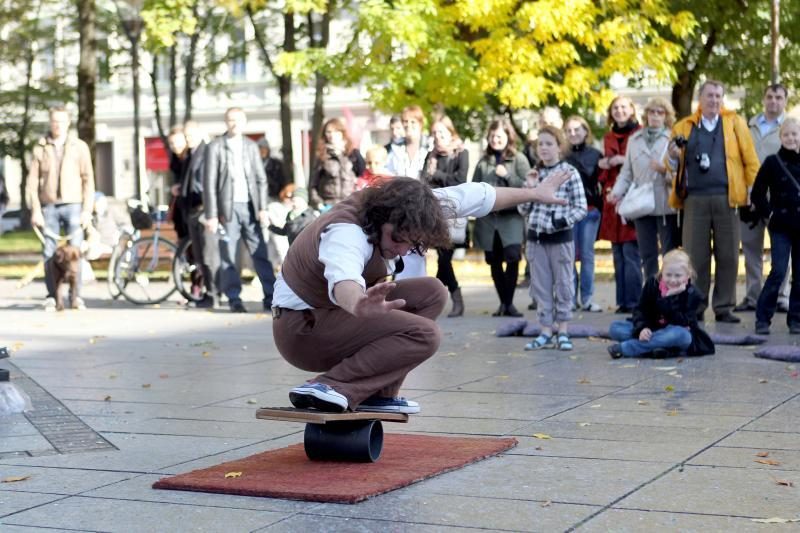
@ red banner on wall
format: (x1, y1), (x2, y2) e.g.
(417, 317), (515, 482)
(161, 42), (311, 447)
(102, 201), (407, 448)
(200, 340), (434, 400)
(145, 137), (169, 172)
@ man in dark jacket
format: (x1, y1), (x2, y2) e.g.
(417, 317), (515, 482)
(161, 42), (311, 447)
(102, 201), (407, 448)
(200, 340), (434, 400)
(203, 107), (275, 312)
(180, 121), (216, 307)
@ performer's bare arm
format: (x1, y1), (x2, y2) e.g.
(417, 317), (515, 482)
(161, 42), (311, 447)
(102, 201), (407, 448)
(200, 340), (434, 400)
(333, 280), (406, 317)
(491, 168), (570, 211)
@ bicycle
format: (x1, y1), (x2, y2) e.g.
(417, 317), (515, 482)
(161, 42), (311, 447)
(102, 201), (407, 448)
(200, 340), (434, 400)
(108, 202), (206, 305)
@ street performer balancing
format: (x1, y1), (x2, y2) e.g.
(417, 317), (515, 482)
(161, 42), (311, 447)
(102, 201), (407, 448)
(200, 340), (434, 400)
(272, 173), (570, 414)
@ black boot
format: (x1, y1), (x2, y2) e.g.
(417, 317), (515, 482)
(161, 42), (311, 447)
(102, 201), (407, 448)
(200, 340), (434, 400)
(448, 288), (464, 318)
(492, 304), (507, 317)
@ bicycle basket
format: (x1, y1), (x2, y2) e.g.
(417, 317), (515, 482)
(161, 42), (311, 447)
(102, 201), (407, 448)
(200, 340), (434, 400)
(130, 206), (153, 230)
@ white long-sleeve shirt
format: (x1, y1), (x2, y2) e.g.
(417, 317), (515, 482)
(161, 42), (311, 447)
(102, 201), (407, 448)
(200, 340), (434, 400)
(272, 182), (496, 309)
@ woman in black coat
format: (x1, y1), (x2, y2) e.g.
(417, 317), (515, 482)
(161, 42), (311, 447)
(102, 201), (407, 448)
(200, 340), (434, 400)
(421, 116), (469, 317)
(752, 117), (800, 335)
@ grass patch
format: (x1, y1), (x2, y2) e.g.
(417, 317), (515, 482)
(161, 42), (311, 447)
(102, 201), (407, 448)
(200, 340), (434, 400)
(0, 230), (42, 254)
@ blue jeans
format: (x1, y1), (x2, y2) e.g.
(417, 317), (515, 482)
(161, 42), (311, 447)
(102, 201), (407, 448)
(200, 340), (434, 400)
(612, 241), (642, 308)
(42, 203), (83, 298)
(219, 202), (276, 308)
(573, 208), (601, 305)
(609, 320), (692, 357)
(756, 229), (800, 327)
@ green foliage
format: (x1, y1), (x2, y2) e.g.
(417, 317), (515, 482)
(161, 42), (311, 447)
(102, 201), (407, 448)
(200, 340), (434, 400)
(668, 0), (800, 118)
(335, 0), (695, 138)
(140, 0), (197, 49)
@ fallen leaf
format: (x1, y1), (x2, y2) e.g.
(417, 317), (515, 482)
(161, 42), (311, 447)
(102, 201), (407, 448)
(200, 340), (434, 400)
(445, 352), (457, 356)
(11, 342), (24, 352)
(577, 377), (591, 384)
(666, 409), (679, 416)
(667, 371), (682, 378)
(224, 471), (242, 479)
(751, 518), (800, 524)
(246, 398), (258, 405)
(532, 433), (552, 440)
(202, 351), (211, 358)
(485, 360), (497, 364)
(141, 383), (151, 389)
(621, 364), (637, 368)
(578, 422), (591, 427)
(773, 478), (794, 487)
(590, 404), (602, 408)
(637, 400), (650, 406)
(535, 446), (543, 451)
(655, 366), (676, 371)
(89, 336), (106, 344)
(756, 452), (770, 458)
(496, 375), (509, 379)
(241, 345), (248, 351)
(759, 379), (768, 384)
(569, 355), (578, 360)
(159, 374), (169, 379)
(108, 373), (118, 379)
(2, 475), (30, 483)
(191, 340), (215, 347)
(664, 385), (675, 392)
(755, 459), (781, 466)
(540, 500), (552, 508)
(103, 395), (112, 401)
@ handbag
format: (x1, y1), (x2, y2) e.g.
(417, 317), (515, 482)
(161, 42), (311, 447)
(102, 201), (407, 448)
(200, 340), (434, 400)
(617, 180), (655, 220)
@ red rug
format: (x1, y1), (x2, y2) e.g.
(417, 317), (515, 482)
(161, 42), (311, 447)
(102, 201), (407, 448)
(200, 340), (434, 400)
(153, 434), (517, 504)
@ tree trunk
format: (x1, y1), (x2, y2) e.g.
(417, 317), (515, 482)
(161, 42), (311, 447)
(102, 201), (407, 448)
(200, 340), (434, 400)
(17, 47), (36, 229)
(308, 9), (331, 175)
(771, 0), (780, 84)
(184, 3), (200, 122)
(77, 0), (97, 169)
(169, 43), (178, 127)
(280, 11), (296, 182)
(671, 69), (696, 119)
(151, 54), (168, 149)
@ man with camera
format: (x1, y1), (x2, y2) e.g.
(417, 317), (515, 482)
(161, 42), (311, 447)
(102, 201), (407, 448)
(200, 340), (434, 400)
(666, 80), (759, 323)
(736, 84), (790, 313)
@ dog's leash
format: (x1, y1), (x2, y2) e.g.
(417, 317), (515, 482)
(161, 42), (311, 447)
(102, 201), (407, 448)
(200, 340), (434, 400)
(32, 225), (83, 245)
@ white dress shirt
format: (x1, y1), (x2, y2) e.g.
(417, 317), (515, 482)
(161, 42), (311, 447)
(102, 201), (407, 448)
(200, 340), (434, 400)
(272, 182), (497, 309)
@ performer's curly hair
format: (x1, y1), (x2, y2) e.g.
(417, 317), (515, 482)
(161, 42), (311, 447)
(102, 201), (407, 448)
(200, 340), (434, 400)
(358, 177), (453, 253)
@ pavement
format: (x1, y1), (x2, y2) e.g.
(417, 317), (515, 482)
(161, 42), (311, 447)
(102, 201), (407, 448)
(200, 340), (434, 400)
(1, 276), (799, 532)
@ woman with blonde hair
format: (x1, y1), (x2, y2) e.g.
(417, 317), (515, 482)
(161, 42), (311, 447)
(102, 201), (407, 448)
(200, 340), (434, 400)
(598, 95), (642, 313)
(609, 96), (680, 279)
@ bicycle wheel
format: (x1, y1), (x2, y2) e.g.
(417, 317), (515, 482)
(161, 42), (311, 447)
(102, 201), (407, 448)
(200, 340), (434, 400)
(114, 236), (178, 305)
(172, 237), (207, 303)
(106, 231), (136, 300)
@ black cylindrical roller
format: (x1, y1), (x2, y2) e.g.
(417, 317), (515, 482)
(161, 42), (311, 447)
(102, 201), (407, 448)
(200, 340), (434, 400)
(304, 420), (384, 462)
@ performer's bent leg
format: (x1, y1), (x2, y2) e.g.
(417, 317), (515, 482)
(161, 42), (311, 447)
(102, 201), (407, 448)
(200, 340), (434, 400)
(273, 278), (447, 408)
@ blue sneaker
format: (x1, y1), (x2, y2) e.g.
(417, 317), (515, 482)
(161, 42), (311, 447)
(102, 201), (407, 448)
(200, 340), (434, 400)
(289, 382), (348, 412)
(355, 396), (420, 414)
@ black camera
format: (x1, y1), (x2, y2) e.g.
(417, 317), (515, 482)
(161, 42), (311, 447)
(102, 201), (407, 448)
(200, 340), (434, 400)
(673, 135), (688, 148)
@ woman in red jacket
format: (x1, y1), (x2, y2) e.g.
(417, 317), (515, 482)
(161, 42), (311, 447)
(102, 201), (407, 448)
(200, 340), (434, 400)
(598, 96), (643, 313)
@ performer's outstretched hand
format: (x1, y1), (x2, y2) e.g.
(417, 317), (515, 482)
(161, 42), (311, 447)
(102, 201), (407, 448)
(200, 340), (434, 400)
(352, 281), (406, 317)
(534, 168), (570, 204)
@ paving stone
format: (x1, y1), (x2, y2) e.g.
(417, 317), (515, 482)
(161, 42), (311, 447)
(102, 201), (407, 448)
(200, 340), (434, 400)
(417, 390), (593, 421)
(616, 464), (800, 518)
(688, 446), (800, 471)
(310, 493), (600, 531)
(256, 515), (480, 532)
(0, 496), (287, 531)
(417, 454), (668, 506)
(719, 430), (800, 451)
(582, 509), (800, 532)
(0, 492), (65, 518)
(0, 465), (134, 495)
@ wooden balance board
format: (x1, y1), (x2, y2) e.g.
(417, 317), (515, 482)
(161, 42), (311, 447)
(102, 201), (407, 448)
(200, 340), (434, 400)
(256, 407), (410, 462)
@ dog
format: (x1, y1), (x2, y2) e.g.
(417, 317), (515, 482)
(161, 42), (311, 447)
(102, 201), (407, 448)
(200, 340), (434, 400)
(47, 244), (81, 311)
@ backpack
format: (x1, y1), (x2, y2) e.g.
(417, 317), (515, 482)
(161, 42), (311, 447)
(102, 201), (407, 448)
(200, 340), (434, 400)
(284, 208), (318, 244)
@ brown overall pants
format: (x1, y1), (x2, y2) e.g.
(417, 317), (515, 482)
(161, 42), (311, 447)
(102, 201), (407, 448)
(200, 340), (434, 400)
(272, 277), (448, 409)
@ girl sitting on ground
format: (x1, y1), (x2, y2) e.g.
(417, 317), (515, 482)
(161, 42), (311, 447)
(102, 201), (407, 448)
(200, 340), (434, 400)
(519, 125), (587, 351)
(607, 249), (714, 358)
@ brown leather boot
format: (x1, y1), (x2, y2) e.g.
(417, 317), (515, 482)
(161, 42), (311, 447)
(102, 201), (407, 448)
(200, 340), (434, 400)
(448, 288), (464, 317)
